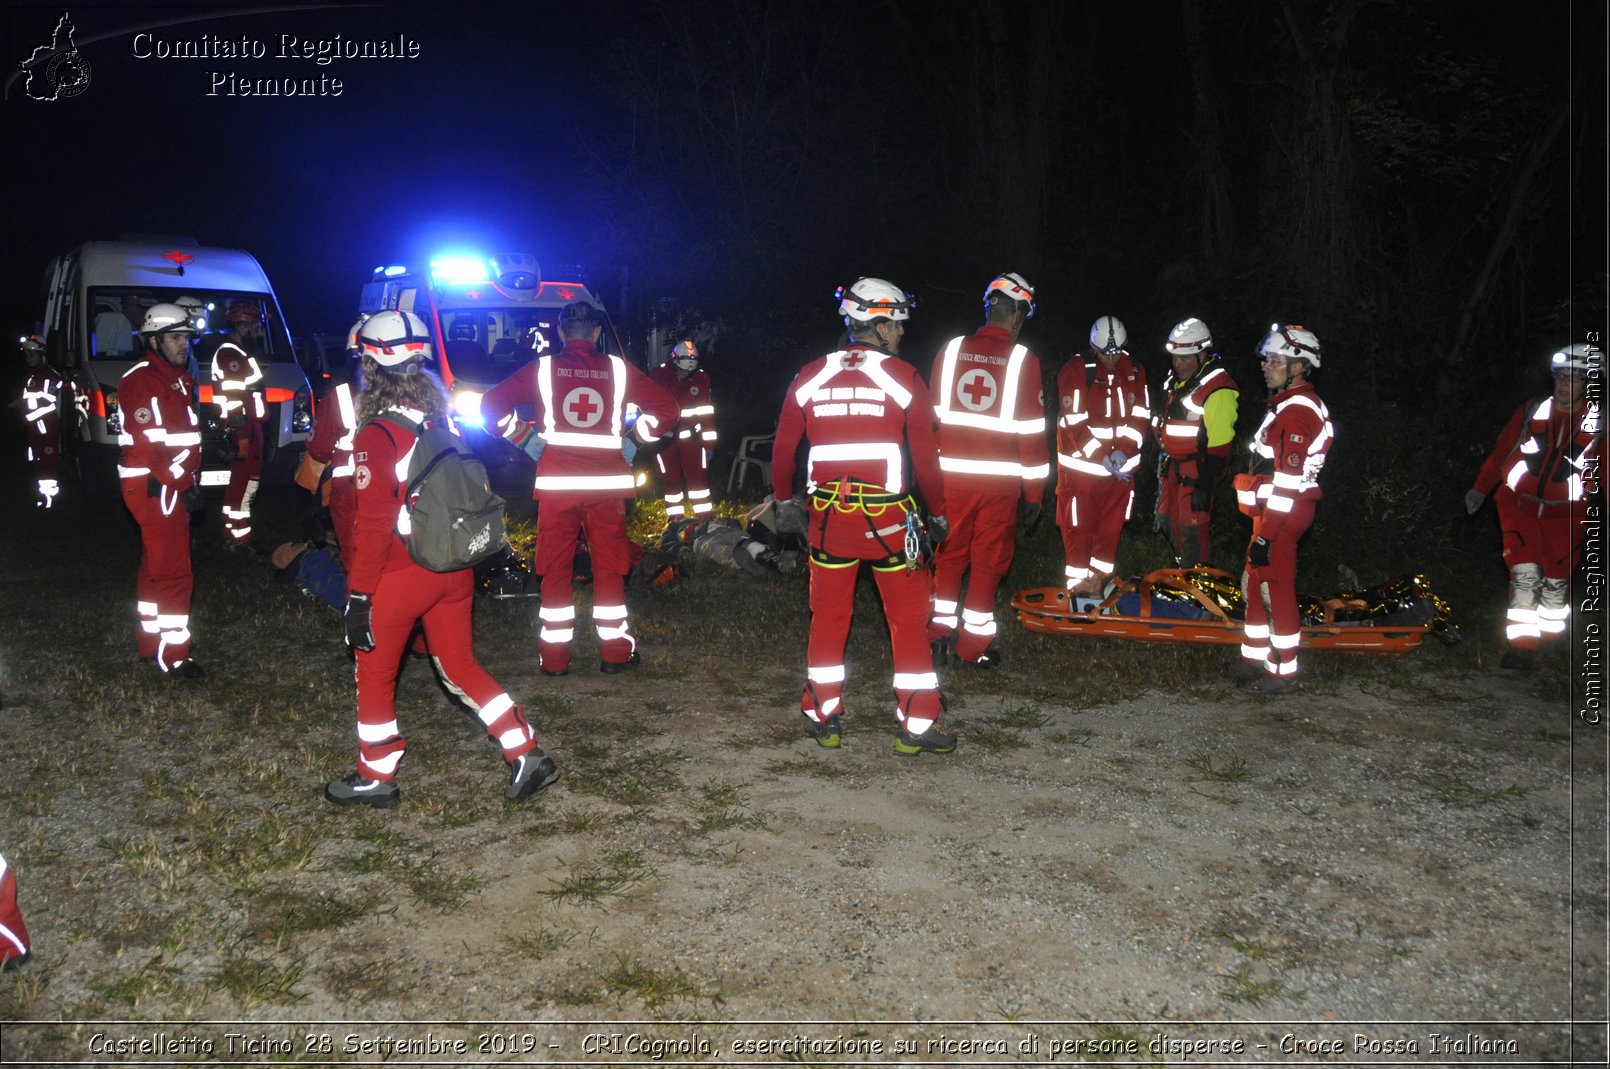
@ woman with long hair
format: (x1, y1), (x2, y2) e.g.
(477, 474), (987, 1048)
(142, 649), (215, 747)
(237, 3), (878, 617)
(326, 310), (558, 808)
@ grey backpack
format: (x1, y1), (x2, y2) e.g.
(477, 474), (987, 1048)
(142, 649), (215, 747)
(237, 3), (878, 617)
(371, 413), (507, 572)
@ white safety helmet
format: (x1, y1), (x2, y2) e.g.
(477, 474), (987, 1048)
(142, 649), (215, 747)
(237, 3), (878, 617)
(1166, 318), (1214, 357)
(1550, 342), (1603, 376)
(837, 277), (915, 324)
(20, 334), (46, 354)
(345, 314), (372, 356)
(1089, 315), (1127, 354)
(671, 339), (698, 370)
(1258, 323), (1322, 367)
(355, 309), (432, 367)
(140, 303), (198, 336)
(175, 295), (207, 332)
(984, 272), (1036, 318)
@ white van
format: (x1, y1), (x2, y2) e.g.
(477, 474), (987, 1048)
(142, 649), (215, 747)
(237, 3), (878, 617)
(39, 239), (313, 490)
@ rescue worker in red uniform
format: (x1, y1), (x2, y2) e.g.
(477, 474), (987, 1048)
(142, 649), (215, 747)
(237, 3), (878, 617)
(0, 850), (28, 970)
(1466, 342), (1602, 670)
(1226, 325), (1334, 693)
(211, 301), (268, 547)
(119, 304), (205, 678)
(1154, 318), (1240, 567)
(649, 339), (717, 521)
(21, 335), (64, 509)
(926, 272), (1048, 669)
(303, 316), (368, 552)
(328, 310), (558, 809)
(772, 277), (955, 755)
(480, 300), (679, 676)
(1056, 316), (1151, 597)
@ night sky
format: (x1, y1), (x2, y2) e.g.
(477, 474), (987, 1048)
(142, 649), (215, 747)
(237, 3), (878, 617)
(2, 1), (1603, 440)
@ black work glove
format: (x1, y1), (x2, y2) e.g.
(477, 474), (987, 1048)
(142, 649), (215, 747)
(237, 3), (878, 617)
(1247, 537), (1271, 569)
(1018, 500), (1042, 531)
(345, 592), (375, 652)
(1191, 454), (1226, 513)
(927, 514), (951, 546)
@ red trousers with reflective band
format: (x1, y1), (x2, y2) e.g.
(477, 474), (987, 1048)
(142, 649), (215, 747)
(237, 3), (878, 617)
(353, 562), (535, 781)
(122, 478), (193, 669)
(801, 500), (941, 727)
(1057, 471), (1133, 583)
(927, 491), (1017, 662)
(1240, 499), (1315, 678)
(1498, 495), (1581, 579)
(222, 420), (264, 545)
(0, 851), (29, 964)
(654, 437), (711, 517)
(1158, 461), (1212, 567)
(535, 497), (635, 673)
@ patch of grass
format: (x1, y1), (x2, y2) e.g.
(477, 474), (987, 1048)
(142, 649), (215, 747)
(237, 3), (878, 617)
(541, 850), (657, 909)
(599, 956), (719, 1014)
(965, 719), (1030, 754)
(1210, 927), (1280, 961)
(1047, 727), (1097, 747)
(503, 927), (576, 956)
(1187, 751), (1253, 783)
(324, 955), (410, 1007)
(89, 954), (196, 1012)
(762, 755), (852, 780)
(568, 748), (687, 807)
(1217, 965), (1305, 1008)
(210, 953), (306, 1010)
(250, 889), (377, 939)
(1413, 772), (1532, 807)
(693, 778), (770, 833)
(997, 703), (1052, 731)
(404, 860), (485, 912)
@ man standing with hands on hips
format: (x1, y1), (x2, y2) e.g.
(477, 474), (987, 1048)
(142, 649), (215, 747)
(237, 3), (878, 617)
(772, 278), (955, 755)
(119, 304), (206, 678)
(1227, 324), (1333, 693)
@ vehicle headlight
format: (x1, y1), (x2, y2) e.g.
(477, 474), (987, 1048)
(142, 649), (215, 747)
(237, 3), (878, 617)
(453, 389), (485, 427)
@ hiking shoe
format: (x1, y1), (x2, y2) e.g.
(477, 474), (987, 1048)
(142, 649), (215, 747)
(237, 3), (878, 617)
(1, 951), (30, 973)
(1499, 649), (1536, 671)
(506, 752), (560, 801)
(803, 713), (843, 749)
(600, 651), (641, 675)
(325, 773), (400, 809)
(955, 646), (1005, 669)
(930, 639), (949, 669)
(164, 659), (205, 680)
(1221, 658), (1264, 683)
(894, 723), (958, 756)
(1239, 673), (1300, 694)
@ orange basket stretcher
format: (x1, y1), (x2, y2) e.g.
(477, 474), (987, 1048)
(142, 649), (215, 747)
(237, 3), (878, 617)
(1012, 566), (1457, 655)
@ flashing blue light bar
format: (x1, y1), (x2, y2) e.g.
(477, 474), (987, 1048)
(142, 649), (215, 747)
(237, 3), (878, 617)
(383, 265), (408, 277)
(430, 256), (493, 284)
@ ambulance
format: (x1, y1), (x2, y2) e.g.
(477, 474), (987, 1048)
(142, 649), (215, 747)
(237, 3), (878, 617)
(38, 239), (313, 490)
(357, 252), (628, 474)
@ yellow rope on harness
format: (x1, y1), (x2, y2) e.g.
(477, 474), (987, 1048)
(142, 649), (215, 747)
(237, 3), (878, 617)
(809, 478), (913, 518)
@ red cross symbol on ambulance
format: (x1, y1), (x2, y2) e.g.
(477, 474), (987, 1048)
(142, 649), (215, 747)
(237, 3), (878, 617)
(957, 369), (997, 412)
(566, 387), (606, 428)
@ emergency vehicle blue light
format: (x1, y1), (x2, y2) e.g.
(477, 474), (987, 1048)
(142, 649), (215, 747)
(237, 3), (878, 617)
(383, 265), (408, 277)
(430, 256), (493, 284)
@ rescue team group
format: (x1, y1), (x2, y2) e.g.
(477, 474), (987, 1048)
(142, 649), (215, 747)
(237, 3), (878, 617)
(4, 272), (1600, 968)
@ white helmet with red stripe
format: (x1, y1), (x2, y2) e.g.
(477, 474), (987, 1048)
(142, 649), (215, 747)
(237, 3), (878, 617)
(345, 314), (371, 357)
(837, 277), (915, 324)
(1166, 318), (1213, 357)
(356, 310), (432, 367)
(1551, 342), (1603, 376)
(984, 272), (1035, 318)
(141, 303), (198, 335)
(1089, 315), (1127, 354)
(671, 338), (698, 371)
(1258, 323), (1322, 367)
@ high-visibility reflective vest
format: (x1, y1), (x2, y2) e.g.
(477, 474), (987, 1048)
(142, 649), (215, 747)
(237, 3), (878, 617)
(1157, 363), (1238, 461)
(1500, 397), (1600, 504)
(1238, 383), (1333, 516)
(931, 328), (1049, 497)
(211, 341), (266, 422)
